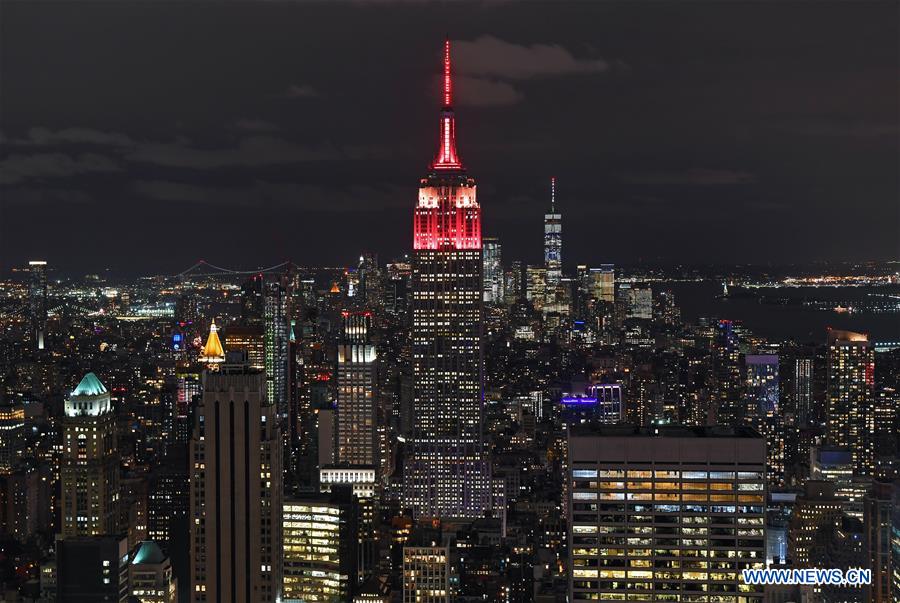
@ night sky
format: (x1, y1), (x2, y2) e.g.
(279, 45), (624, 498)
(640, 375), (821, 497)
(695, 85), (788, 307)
(1, 1), (897, 275)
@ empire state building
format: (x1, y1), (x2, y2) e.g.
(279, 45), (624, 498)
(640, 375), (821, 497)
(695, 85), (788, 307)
(403, 40), (494, 520)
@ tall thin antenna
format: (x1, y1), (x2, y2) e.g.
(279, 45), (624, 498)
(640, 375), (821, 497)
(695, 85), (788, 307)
(443, 37), (452, 108)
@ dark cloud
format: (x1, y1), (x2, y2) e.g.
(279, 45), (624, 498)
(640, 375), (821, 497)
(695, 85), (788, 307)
(0, 152), (120, 184)
(16, 127), (135, 147)
(234, 119), (280, 133)
(623, 169), (757, 186)
(283, 84), (319, 98)
(0, 1), (896, 272)
(133, 179), (410, 212)
(125, 136), (343, 168)
(453, 35), (612, 79)
(454, 75), (524, 106)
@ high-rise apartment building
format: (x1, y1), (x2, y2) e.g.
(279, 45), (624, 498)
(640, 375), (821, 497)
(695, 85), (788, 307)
(714, 319), (743, 426)
(60, 372), (119, 538)
(544, 177), (562, 289)
(264, 280), (290, 424)
(567, 425), (766, 602)
(793, 356), (814, 426)
(189, 357), (282, 603)
(826, 329), (875, 475)
(744, 354), (784, 485)
(403, 40), (492, 520)
(336, 311), (378, 468)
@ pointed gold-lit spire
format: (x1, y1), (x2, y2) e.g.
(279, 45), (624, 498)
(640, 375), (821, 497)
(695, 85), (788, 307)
(200, 319), (225, 364)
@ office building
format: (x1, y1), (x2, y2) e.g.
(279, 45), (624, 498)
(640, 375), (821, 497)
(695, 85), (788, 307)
(567, 424), (766, 602)
(404, 40), (491, 520)
(222, 325), (265, 370)
(336, 311), (378, 468)
(592, 383), (625, 424)
(129, 540), (178, 603)
(56, 534), (129, 602)
(788, 480), (842, 566)
(282, 487), (358, 602)
(403, 543), (451, 603)
(544, 177), (562, 289)
(198, 320), (225, 368)
(482, 236), (503, 303)
(320, 465), (379, 581)
(589, 265), (615, 304)
(526, 266), (547, 309)
(624, 284), (652, 320)
(60, 372), (120, 538)
(189, 355), (282, 603)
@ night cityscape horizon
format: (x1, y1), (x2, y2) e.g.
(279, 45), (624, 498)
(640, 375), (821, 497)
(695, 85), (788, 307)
(0, 2), (898, 603)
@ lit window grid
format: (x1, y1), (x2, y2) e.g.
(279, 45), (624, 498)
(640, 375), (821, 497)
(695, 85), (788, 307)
(569, 466), (766, 601)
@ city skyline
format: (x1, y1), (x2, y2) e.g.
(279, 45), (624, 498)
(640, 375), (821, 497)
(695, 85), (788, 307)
(1, 2), (898, 274)
(0, 5), (898, 603)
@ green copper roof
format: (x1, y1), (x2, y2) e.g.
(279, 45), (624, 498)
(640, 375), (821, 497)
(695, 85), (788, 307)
(131, 541), (166, 565)
(72, 372), (108, 397)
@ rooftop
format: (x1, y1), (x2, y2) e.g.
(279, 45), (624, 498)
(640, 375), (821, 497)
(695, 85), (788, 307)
(71, 372), (108, 397)
(131, 541), (166, 565)
(569, 423), (762, 439)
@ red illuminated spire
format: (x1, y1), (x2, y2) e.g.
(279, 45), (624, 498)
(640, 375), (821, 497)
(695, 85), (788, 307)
(432, 38), (462, 171)
(442, 37), (453, 108)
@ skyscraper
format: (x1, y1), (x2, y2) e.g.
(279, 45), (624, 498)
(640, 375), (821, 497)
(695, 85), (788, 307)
(826, 329), (875, 475)
(713, 319), (742, 426)
(864, 481), (895, 602)
(402, 543), (451, 603)
(60, 372), (119, 538)
(793, 356), (814, 426)
(336, 311), (378, 467)
(28, 260), (47, 350)
(482, 236), (503, 304)
(0, 399), (24, 474)
(567, 425), (766, 602)
(264, 279), (290, 423)
(189, 356), (282, 603)
(745, 354), (784, 485)
(544, 177), (562, 289)
(589, 264), (615, 304)
(282, 487), (358, 602)
(198, 320), (225, 368)
(404, 40), (492, 520)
